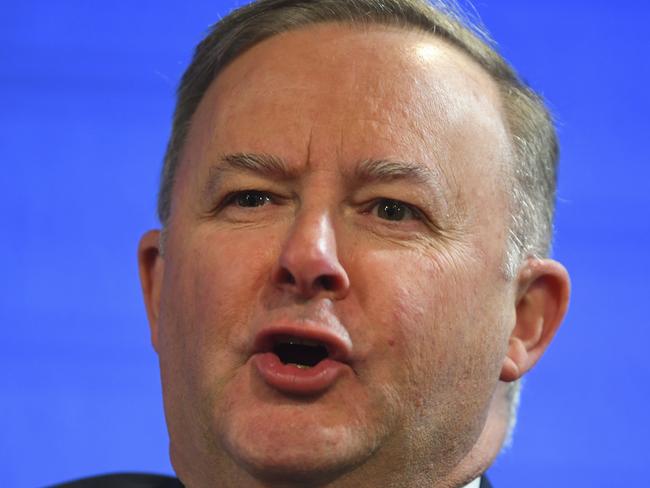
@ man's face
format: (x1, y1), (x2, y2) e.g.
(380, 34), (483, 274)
(150, 24), (518, 485)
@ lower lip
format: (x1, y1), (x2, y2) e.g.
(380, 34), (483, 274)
(252, 352), (348, 396)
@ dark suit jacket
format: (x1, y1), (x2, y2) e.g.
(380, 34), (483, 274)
(480, 475), (494, 488)
(49, 473), (183, 488)
(50, 472), (494, 487)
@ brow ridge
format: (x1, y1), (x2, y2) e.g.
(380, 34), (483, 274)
(204, 152), (450, 213)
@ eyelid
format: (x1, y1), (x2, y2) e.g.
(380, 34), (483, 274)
(223, 189), (272, 205)
(365, 198), (424, 221)
(212, 188), (288, 213)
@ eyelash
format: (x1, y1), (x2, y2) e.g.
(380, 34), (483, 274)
(364, 198), (423, 222)
(221, 189), (276, 209)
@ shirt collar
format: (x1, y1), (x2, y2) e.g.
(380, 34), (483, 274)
(462, 477), (481, 488)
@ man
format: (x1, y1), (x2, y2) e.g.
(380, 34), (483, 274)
(59, 0), (570, 486)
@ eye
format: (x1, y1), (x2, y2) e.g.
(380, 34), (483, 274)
(372, 199), (419, 221)
(225, 190), (273, 208)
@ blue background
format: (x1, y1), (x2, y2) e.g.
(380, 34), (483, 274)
(1, 1), (648, 487)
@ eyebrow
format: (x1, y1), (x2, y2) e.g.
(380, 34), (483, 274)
(354, 158), (452, 212)
(203, 152), (451, 211)
(218, 152), (299, 179)
(353, 158), (441, 187)
(201, 152), (297, 199)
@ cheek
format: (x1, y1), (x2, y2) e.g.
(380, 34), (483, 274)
(158, 230), (276, 388)
(357, 246), (506, 387)
(357, 248), (510, 449)
(156, 227), (284, 453)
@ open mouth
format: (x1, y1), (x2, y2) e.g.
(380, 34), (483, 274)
(252, 327), (352, 394)
(272, 337), (329, 368)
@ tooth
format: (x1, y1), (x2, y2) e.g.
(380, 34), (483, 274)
(285, 337), (321, 347)
(291, 363), (311, 369)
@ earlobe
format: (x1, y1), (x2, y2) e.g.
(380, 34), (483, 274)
(500, 258), (570, 382)
(138, 229), (164, 352)
(500, 337), (526, 382)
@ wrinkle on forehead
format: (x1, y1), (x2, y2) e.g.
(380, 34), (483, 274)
(209, 23), (504, 127)
(181, 22), (512, 233)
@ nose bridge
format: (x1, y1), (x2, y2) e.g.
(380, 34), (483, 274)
(275, 206), (350, 299)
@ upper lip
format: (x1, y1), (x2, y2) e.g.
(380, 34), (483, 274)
(252, 322), (353, 364)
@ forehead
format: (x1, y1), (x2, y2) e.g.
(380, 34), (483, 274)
(181, 22), (512, 204)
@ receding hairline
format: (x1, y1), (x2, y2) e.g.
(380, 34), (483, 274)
(178, 20), (512, 198)
(207, 20), (506, 110)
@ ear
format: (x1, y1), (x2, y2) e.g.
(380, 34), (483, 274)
(500, 258), (570, 382)
(138, 229), (165, 353)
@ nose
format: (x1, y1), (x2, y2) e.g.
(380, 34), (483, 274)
(273, 212), (350, 300)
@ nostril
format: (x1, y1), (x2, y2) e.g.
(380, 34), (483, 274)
(316, 275), (334, 290)
(278, 268), (296, 285)
(273, 257), (349, 299)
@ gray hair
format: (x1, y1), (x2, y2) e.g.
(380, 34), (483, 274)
(157, 0), (558, 438)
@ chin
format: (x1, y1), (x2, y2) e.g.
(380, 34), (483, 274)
(218, 403), (379, 484)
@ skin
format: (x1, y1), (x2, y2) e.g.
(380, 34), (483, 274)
(138, 24), (570, 488)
